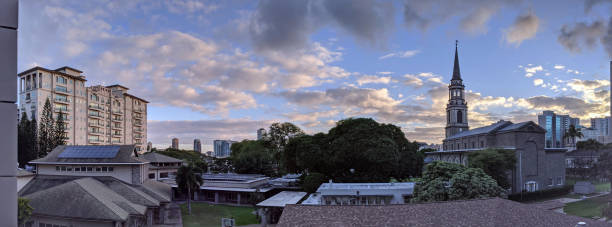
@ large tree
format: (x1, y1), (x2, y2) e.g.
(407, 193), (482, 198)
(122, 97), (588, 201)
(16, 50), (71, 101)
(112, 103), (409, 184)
(18, 113), (38, 167)
(230, 140), (274, 175)
(176, 164), (203, 215)
(468, 149), (516, 189)
(281, 118), (423, 183)
(412, 161), (503, 202)
(564, 125), (583, 148)
(38, 98), (55, 157)
(18, 197), (33, 225)
(52, 112), (68, 147)
(264, 122), (304, 162)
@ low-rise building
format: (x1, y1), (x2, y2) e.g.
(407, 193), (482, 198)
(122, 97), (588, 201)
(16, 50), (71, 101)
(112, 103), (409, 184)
(21, 145), (177, 227)
(168, 173), (275, 205)
(306, 181), (414, 205)
(428, 120), (566, 193)
(141, 152), (184, 181)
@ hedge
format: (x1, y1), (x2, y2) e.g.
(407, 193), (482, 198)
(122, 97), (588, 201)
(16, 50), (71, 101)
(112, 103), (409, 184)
(507, 185), (572, 202)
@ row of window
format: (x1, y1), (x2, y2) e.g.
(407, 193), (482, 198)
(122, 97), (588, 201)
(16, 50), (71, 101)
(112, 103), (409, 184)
(55, 165), (114, 172)
(445, 140), (485, 150)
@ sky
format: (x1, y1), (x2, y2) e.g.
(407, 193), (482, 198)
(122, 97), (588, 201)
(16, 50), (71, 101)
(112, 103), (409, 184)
(17, 0), (612, 150)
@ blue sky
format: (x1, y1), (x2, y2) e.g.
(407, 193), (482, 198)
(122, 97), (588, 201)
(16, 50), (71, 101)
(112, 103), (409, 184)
(18, 0), (612, 150)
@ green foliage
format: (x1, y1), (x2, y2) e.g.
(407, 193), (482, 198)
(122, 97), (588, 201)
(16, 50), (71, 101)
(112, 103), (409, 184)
(282, 118), (423, 183)
(302, 172), (327, 193)
(412, 161), (503, 202)
(576, 139), (603, 151)
(152, 149), (206, 172)
(18, 197), (33, 225)
(38, 98), (55, 157)
(263, 122), (304, 162)
(18, 113), (38, 167)
(507, 185), (572, 202)
(595, 151), (612, 189)
(468, 149), (516, 189)
(176, 164), (204, 215)
(230, 140), (274, 175)
(53, 112), (68, 147)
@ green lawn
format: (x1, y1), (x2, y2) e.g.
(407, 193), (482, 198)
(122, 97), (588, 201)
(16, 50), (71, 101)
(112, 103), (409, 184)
(563, 195), (610, 219)
(180, 202), (259, 227)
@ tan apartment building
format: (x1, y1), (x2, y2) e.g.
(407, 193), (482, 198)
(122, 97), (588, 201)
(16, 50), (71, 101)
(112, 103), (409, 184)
(17, 66), (149, 152)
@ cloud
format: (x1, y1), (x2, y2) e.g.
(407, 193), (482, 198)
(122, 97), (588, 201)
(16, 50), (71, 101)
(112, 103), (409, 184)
(249, 0), (395, 52)
(403, 74), (424, 88)
(357, 75), (392, 85)
(523, 65), (543, 77)
(558, 20), (606, 53)
(554, 65), (565, 69)
(504, 10), (539, 46)
(379, 50), (420, 60)
(533, 79), (544, 86)
(403, 0), (522, 34)
(522, 96), (604, 116)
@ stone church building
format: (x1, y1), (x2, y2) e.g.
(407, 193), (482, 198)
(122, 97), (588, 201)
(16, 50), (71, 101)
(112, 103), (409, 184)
(425, 43), (566, 194)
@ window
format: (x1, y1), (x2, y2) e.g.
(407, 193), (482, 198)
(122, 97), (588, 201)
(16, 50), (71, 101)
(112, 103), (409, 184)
(61, 166), (66, 171)
(96, 167), (101, 172)
(480, 141), (484, 148)
(457, 110), (463, 123)
(86, 167), (93, 172)
(557, 177), (563, 185)
(56, 166), (60, 171)
(81, 166), (86, 172)
(74, 167), (81, 172)
(471, 142), (475, 148)
(160, 172), (169, 178)
(39, 73), (43, 88)
(108, 167), (114, 172)
(548, 178), (553, 186)
(102, 167), (108, 172)
(525, 181), (538, 192)
(56, 76), (67, 84)
(149, 173), (155, 179)
(66, 166), (72, 171)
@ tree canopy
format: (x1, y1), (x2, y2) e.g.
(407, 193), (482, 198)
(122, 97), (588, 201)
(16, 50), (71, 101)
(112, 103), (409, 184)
(230, 139), (275, 175)
(468, 149), (516, 189)
(412, 161), (503, 202)
(176, 164), (203, 215)
(18, 113), (38, 167)
(263, 122), (304, 162)
(282, 118), (423, 183)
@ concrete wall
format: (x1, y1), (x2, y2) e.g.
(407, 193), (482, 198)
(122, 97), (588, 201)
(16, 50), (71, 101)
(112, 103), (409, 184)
(0, 0), (18, 225)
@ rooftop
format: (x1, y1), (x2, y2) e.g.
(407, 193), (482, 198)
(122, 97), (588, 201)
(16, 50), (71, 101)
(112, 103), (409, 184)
(277, 197), (609, 227)
(445, 120), (544, 141)
(141, 152), (184, 163)
(256, 191), (307, 207)
(317, 182), (415, 191)
(30, 145), (147, 165)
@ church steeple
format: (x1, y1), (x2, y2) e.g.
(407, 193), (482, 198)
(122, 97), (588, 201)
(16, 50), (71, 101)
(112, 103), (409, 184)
(452, 40), (461, 81)
(445, 40), (469, 139)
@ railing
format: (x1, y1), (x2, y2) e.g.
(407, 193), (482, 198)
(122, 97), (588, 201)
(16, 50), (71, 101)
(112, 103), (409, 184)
(134, 121), (143, 126)
(134, 128), (143, 132)
(88, 138), (103, 143)
(112, 133), (122, 137)
(112, 117), (123, 121)
(134, 107), (144, 113)
(88, 129), (103, 134)
(134, 135), (143, 139)
(88, 112), (102, 118)
(54, 97), (69, 103)
(55, 86), (72, 94)
(54, 107), (70, 113)
(112, 109), (123, 114)
(112, 124), (122, 129)
(88, 104), (104, 111)
(133, 114), (142, 119)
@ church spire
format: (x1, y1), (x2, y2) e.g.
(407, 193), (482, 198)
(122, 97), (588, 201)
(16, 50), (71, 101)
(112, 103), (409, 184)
(452, 40), (461, 81)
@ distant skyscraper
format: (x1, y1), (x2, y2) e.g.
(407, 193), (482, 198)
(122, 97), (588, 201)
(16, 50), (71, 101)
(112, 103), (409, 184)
(171, 138), (179, 150)
(590, 117), (609, 137)
(214, 140), (236, 157)
(537, 111), (578, 148)
(194, 139), (202, 153)
(257, 128), (266, 140)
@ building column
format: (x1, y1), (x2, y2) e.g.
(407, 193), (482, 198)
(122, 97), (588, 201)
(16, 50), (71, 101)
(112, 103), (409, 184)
(0, 1), (17, 226)
(237, 193), (241, 205)
(214, 192), (219, 203)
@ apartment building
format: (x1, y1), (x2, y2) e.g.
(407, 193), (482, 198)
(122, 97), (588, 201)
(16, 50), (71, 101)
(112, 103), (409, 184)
(17, 66), (148, 152)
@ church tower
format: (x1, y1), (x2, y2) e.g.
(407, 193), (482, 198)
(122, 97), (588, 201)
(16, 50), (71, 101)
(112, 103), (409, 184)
(445, 41), (469, 138)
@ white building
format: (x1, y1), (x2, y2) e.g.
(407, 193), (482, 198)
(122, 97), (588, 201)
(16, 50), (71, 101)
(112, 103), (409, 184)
(17, 66), (148, 152)
(304, 181), (415, 205)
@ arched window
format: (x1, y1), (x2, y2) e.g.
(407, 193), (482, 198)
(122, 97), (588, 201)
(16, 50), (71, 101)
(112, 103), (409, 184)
(457, 110), (463, 123)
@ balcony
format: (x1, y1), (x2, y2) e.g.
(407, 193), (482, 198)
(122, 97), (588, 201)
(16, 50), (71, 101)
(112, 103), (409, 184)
(88, 104), (104, 111)
(112, 133), (122, 138)
(112, 109), (123, 115)
(134, 121), (143, 126)
(111, 140), (122, 144)
(54, 107), (71, 113)
(134, 128), (143, 133)
(54, 97), (69, 104)
(134, 134), (143, 139)
(88, 122), (104, 127)
(88, 129), (104, 135)
(133, 114), (143, 119)
(134, 107), (144, 113)
(112, 124), (123, 129)
(89, 113), (103, 119)
(55, 86), (72, 95)
(112, 117), (123, 122)
(88, 138), (104, 144)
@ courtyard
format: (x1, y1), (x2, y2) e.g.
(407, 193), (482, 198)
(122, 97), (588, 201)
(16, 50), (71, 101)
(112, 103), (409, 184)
(180, 203), (259, 227)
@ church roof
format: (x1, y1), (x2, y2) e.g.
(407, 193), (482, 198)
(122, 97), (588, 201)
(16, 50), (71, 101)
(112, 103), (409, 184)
(445, 121), (543, 141)
(452, 41), (462, 81)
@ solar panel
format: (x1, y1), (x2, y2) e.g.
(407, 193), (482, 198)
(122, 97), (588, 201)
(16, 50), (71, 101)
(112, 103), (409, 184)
(58, 146), (121, 159)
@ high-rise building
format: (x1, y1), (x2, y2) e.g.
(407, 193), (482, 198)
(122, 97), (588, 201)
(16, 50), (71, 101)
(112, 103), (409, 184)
(17, 66), (148, 152)
(537, 111), (578, 148)
(194, 139), (202, 153)
(214, 140), (236, 158)
(590, 117), (609, 137)
(257, 128), (266, 140)
(171, 138), (179, 150)
(445, 41), (469, 138)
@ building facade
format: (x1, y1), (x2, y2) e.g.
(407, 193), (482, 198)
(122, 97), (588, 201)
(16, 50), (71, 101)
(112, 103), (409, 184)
(171, 138), (179, 149)
(427, 44), (566, 194)
(214, 140), (235, 158)
(257, 128), (266, 140)
(17, 66), (148, 152)
(537, 111), (579, 148)
(590, 117), (609, 138)
(141, 152), (183, 181)
(194, 139), (202, 153)
(304, 181), (414, 206)
(445, 42), (469, 138)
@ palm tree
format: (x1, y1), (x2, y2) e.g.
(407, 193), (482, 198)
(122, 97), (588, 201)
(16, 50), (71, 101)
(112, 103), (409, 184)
(176, 164), (203, 215)
(564, 125), (583, 148)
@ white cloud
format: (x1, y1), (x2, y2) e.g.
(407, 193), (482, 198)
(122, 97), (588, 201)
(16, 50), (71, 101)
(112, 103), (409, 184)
(357, 75), (392, 86)
(379, 50), (420, 60)
(554, 65), (565, 69)
(504, 11), (539, 46)
(524, 65), (543, 77)
(533, 78), (544, 86)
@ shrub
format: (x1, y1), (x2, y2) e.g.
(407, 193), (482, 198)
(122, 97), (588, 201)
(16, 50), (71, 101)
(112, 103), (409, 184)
(507, 185), (572, 202)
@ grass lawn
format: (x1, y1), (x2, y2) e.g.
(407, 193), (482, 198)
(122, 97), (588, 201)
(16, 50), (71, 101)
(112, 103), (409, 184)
(181, 202), (259, 227)
(563, 195), (610, 219)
